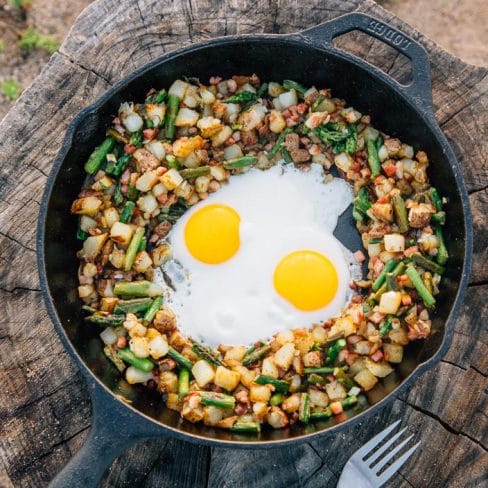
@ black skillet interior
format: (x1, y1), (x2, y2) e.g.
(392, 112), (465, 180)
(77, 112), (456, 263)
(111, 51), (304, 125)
(42, 35), (468, 443)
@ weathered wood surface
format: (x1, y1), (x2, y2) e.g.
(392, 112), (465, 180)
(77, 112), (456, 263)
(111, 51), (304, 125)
(0, 0), (486, 486)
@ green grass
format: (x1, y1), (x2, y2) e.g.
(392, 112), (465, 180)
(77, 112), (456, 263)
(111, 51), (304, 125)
(1, 79), (21, 100)
(19, 27), (60, 54)
(10, 0), (31, 10)
(0, 40), (5, 53)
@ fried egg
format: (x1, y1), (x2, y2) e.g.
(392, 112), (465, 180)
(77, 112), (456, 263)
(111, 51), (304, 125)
(155, 163), (360, 347)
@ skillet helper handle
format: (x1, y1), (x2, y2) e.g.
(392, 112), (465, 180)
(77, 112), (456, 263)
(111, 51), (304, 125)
(301, 12), (433, 111)
(49, 385), (159, 488)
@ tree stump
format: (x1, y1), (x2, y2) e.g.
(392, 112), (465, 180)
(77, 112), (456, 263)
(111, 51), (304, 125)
(0, 1), (486, 486)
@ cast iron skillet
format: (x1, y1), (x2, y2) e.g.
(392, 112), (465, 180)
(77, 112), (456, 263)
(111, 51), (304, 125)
(38, 12), (472, 487)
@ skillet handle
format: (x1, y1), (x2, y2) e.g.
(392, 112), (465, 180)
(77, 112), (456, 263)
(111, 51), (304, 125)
(300, 12), (433, 110)
(49, 384), (160, 488)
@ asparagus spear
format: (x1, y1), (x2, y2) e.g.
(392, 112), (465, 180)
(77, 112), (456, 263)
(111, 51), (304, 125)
(307, 373), (326, 385)
(281, 148), (293, 164)
(114, 280), (163, 297)
(374, 261), (406, 299)
(333, 368), (355, 389)
(372, 259), (400, 291)
(84, 136), (115, 174)
(129, 130), (143, 148)
(242, 344), (272, 366)
(327, 338), (346, 364)
(84, 313), (125, 327)
(109, 153), (131, 177)
(392, 194), (409, 233)
(138, 236), (147, 253)
(76, 226), (88, 241)
(104, 344), (126, 372)
(81, 305), (96, 314)
(256, 83), (268, 98)
(304, 366), (335, 374)
(299, 393), (310, 423)
(113, 297), (153, 315)
(143, 295), (163, 325)
(191, 341), (224, 367)
(254, 375), (290, 393)
(223, 91), (257, 103)
(178, 368), (190, 399)
(231, 418), (261, 433)
(385, 272), (398, 291)
(423, 271), (433, 295)
(379, 315), (393, 337)
(167, 347), (194, 370)
(269, 393), (284, 406)
(223, 156), (257, 170)
(146, 88), (167, 104)
(179, 166), (211, 179)
(283, 79), (307, 95)
(428, 187), (443, 211)
(341, 395), (358, 409)
(199, 391), (236, 409)
(124, 227), (145, 271)
(117, 348), (154, 372)
(113, 181), (124, 206)
(310, 407), (333, 421)
(434, 226), (448, 265)
(353, 188), (372, 214)
(367, 139), (381, 178)
(267, 127), (293, 158)
(431, 211), (446, 226)
(406, 266), (436, 308)
(126, 185), (139, 201)
(165, 94), (179, 140)
(412, 253), (445, 275)
(119, 201), (135, 224)
(311, 94), (326, 111)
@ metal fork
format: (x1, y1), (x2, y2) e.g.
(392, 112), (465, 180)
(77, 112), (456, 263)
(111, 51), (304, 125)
(337, 420), (420, 488)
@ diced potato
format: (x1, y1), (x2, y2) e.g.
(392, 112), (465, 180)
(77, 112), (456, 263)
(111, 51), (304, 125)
(325, 381), (347, 401)
(199, 87), (216, 104)
(210, 165), (227, 181)
(160, 168), (183, 190)
(133, 251), (153, 273)
(261, 357), (279, 378)
(384, 234), (405, 252)
(276, 329), (295, 346)
(136, 170), (159, 192)
(197, 116), (222, 137)
(174, 180), (194, 200)
(159, 371), (178, 393)
(303, 351), (321, 367)
(278, 89), (297, 109)
(137, 193), (158, 214)
(269, 110), (286, 133)
(78, 284), (95, 299)
(192, 360), (215, 388)
(282, 393), (301, 413)
(123, 112), (144, 133)
(71, 196), (102, 216)
(79, 215), (97, 232)
(145, 328), (160, 340)
(175, 108), (200, 127)
(383, 343), (403, 364)
(129, 337), (149, 358)
(203, 406), (224, 426)
(294, 331), (315, 355)
(223, 144), (243, 161)
(364, 358), (394, 378)
(214, 366), (241, 391)
(311, 325), (327, 343)
(379, 291), (402, 314)
(249, 384), (271, 403)
(146, 106), (166, 129)
(211, 126), (233, 147)
(168, 79), (189, 99)
(82, 233), (108, 259)
(82, 262), (98, 278)
(224, 345), (246, 364)
(152, 182), (168, 198)
(194, 175), (210, 193)
(334, 152), (354, 172)
(329, 316), (356, 338)
(173, 135), (205, 158)
(132, 148), (159, 171)
(109, 247), (125, 269)
(274, 343), (295, 370)
(166, 393), (181, 412)
(354, 369), (378, 391)
(268, 81), (285, 97)
(389, 327), (409, 346)
(182, 403), (204, 423)
(309, 388), (329, 408)
(232, 365), (256, 388)
(151, 243), (172, 267)
(103, 207), (119, 229)
(266, 407), (288, 429)
(253, 402), (269, 419)
(110, 222), (134, 247)
(368, 241), (382, 257)
(239, 103), (267, 131)
(126, 366), (153, 384)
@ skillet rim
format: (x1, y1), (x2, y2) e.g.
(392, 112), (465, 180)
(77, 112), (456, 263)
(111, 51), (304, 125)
(37, 32), (473, 447)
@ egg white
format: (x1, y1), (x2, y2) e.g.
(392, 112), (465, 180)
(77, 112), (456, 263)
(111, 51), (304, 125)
(154, 163), (360, 347)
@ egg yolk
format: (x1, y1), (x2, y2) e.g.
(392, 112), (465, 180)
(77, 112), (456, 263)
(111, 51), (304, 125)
(184, 204), (241, 264)
(273, 250), (339, 311)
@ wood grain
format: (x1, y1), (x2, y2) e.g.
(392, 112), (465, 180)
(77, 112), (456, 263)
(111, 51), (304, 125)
(0, 0), (486, 486)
